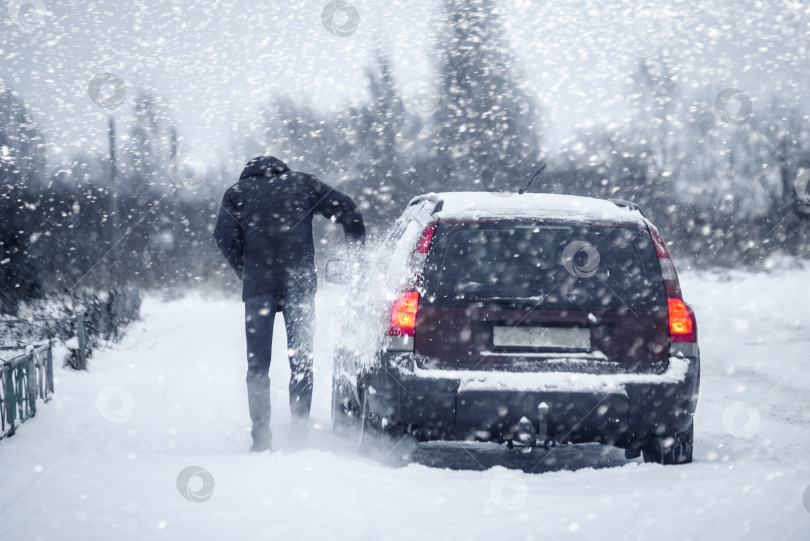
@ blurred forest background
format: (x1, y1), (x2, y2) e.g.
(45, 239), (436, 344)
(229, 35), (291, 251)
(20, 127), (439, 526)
(2, 0), (809, 318)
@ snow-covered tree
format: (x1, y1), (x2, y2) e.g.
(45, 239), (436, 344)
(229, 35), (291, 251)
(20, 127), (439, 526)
(0, 80), (46, 313)
(428, 0), (542, 192)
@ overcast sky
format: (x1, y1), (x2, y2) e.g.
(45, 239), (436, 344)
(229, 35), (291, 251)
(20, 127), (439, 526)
(1, 0), (808, 171)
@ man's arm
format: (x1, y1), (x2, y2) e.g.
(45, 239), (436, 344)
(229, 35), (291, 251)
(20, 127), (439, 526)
(213, 189), (244, 279)
(311, 179), (366, 245)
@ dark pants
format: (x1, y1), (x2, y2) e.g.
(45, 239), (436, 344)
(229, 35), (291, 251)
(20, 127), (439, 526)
(244, 289), (315, 446)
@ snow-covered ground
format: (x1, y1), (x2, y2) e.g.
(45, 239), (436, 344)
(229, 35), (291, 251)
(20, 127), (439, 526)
(1, 267), (809, 540)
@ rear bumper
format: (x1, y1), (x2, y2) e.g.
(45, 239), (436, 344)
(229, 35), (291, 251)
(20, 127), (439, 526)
(362, 354), (700, 444)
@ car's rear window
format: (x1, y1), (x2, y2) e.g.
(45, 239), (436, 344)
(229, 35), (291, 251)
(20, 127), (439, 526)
(421, 220), (666, 312)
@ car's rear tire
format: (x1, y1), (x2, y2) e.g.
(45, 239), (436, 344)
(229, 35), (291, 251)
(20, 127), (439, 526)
(332, 376), (360, 438)
(357, 384), (418, 466)
(357, 385), (384, 449)
(357, 388), (372, 447)
(642, 421), (694, 465)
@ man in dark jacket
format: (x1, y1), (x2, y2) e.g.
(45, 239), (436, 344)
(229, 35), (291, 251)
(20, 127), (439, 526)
(214, 156), (365, 452)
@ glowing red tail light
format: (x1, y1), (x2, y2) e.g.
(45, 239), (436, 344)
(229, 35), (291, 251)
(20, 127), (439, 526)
(390, 223), (435, 337)
(645, 222), (697, 344)
(668, 298), (696, 342)
(389, 292), (419, 336)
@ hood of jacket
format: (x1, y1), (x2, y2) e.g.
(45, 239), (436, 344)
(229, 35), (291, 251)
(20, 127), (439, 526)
(239, 156), (290, 180)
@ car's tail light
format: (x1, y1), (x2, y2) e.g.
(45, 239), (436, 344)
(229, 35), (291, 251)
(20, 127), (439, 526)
(390, 223), (436, 338)
(416, 223), (437, 254)
(647, 222), (697, 344)
(409, 222), (438, 289)
(389, 292), (419, 336)
(647, 223), (682, 298)
(668, 298), (696, 342)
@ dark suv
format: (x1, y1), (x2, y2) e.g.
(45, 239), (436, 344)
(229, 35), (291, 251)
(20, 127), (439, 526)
(329, 192), (699, 465)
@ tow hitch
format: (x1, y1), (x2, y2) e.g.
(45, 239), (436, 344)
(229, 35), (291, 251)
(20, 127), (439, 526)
(515, 416), (537, 448)
(509, 402), (553, 451)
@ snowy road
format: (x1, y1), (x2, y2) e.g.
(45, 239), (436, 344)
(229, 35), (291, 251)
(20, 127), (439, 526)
(1, 268), (809, 540)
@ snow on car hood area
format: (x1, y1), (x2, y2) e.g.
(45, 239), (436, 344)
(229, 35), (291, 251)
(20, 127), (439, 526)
(1, 267), (809, 540)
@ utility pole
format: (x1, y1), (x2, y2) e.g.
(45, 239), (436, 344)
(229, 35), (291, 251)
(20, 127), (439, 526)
(107, 115), (119, 288)
(108, 115), (118, 234)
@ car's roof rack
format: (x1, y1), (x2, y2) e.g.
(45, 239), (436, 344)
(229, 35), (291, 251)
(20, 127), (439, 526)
(609, 199), (644, 215)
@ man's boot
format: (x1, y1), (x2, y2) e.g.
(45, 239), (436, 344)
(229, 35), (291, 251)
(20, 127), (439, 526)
(247, 372), (272, 452)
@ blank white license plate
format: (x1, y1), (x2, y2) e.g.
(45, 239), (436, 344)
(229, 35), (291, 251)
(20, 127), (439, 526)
(492, 326), (590, 350)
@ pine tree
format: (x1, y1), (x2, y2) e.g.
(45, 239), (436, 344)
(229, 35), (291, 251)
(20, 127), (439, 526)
(428, 0), (541, 192)
(0, 80), (46, 313)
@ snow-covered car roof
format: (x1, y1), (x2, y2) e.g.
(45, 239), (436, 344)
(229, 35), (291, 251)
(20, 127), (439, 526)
(419, 192), (647, 225)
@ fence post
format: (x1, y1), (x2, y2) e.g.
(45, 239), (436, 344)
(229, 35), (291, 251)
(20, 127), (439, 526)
(0, 368), (6, 437)
(46, 340), (54, 395)
(27, 355), (36, 417)
(4, 368), (15, 436)
(76, 311), (87, 371)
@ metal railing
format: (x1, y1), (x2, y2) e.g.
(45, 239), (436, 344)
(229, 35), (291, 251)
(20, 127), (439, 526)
(0, 286), (141, 372)
(1, 311), (88, 369)
(0, 341), (54, 440)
